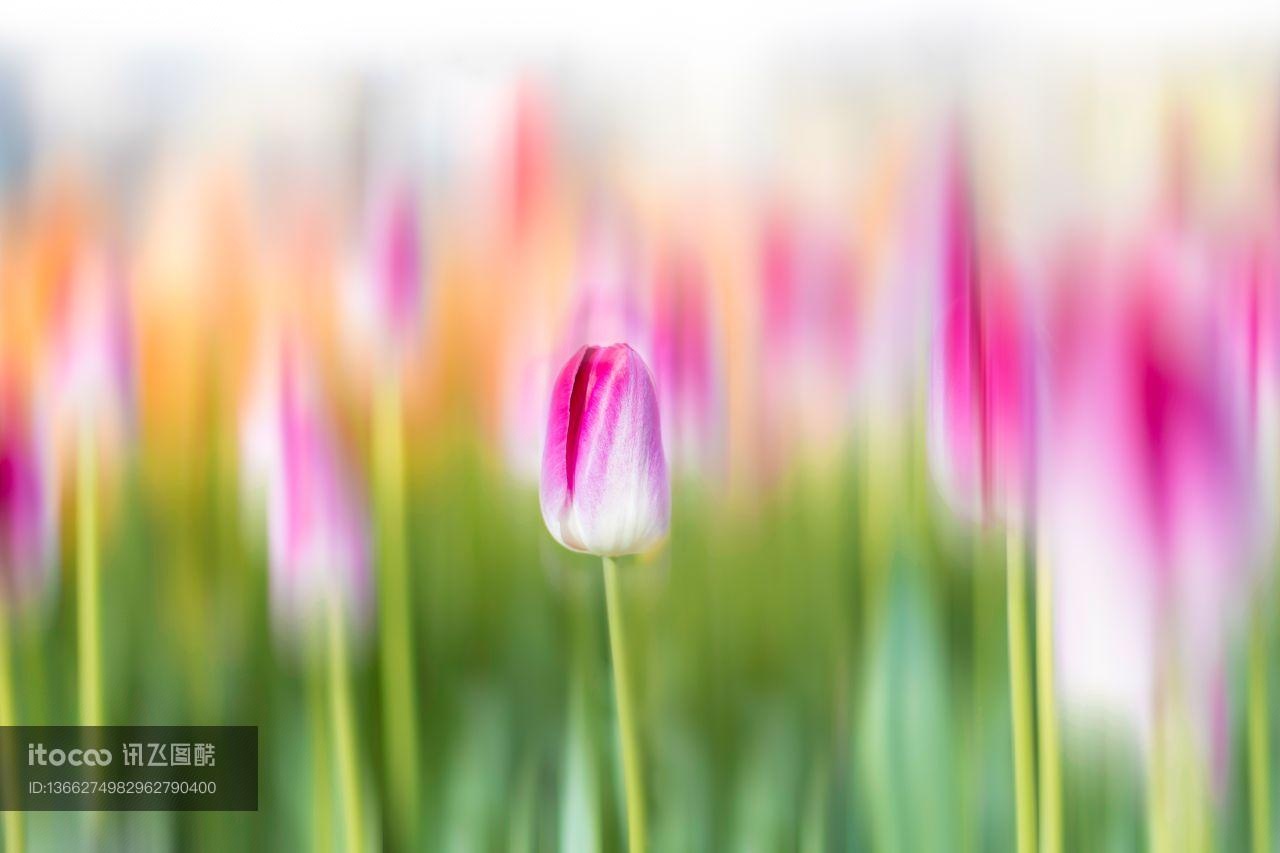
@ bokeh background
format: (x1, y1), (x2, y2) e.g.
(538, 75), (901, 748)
(1, 29), (1280, 851)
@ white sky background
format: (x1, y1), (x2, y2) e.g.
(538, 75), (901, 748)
(3, 0), (1280, 66)
(5, 0), (1280, 245)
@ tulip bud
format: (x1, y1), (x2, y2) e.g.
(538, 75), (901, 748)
(540, 343), (669, 557)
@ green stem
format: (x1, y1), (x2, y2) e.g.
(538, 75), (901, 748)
(1250, 607), (1271, 853)
(1149, 714), (1167, 853)
(970, 535), (986, 853)
(309, 657), (333, 853)
(0, 605), (22, 853)
(1006, 528), (1037, 853)
(77, 418), (102, 727)
(602, 557), (646, 853)
(1036, 539), (1062, 853)
(373, 374), (420, 848)
(328, 594), (363, 852)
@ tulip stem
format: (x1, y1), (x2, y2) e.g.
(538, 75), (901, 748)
(1249, 605), (1271, 853)
(373, 373), (420, 848)
(1006, 528), (1037, 853)
(309, 656), (333, 853)
(0, 604), (22, 852)
(328, 593), (363, 852)
(77, 418), (102, 728)
(602, 557), (646, 853)
(1149, 711), (1168, 853)
(1036, 539), (1062, 853)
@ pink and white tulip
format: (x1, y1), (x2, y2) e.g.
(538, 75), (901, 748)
(540, 343), (669, 557)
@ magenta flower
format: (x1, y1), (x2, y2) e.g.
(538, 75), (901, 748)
(927, 139), (1035, 525)
(540, 343), (669, 556)
(0, 379), (56, 602)
(241, 342), (372, 634)
(1043, 245), (1254, 751)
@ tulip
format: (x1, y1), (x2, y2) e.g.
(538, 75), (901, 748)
(341, 173), (428, 848)
(0, 379), (56, 602)
(240, 339), (368, 853)
(1043, 244), (1254, 803)
(502, 81), (551, 248)
(1215, 231), (1280, 853)
(925, 132), (1039, 853)
(352, 178), (430, 847)
(240, 343), (372, 633)
(48, 245), (132, 730)
(0, 375), (45, 853)
(541, 341), (669, 853)
(343, 180), (426, 370)
(562, 213), (648, 365)
(649, 248), (722, 476)
(502, 348), (554, 483)
(926, 138), (1034, 526)
(50, 248), (133, 455)
(757, 209), (860, 481)
(540, 343), (670, 557)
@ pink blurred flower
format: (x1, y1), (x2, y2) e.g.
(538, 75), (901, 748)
(1214, 232), (1280, 547)
(540, 343), (669, 556)
(49, 248), (133, 449)
(649, 248), (722, 476)
(756, 207), (861, 477)
(502, 81), (551, 247)
(926, 140), (1035, 525)
(562, 212), (648, 365)
(0, 377), (57, 603)
(501, 348), (554, 484)
(241, 340), (372, 635)
(1043, 242), (1255, 756)
(344, 180), (426, 368)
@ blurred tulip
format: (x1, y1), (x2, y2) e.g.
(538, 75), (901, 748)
(1215, 233), (1280, 545)
(649, 247), (722, 476)
(1043, 244), (1254, 753)
(344, 180), (426, 368)
(503, 82), (552, 248)
(502, 348), (554, 483)
(562, 213), (648, 365)
(49, 247), (133, 454)
(757, 208), (860, 478)
(926, 138), (1035, 526)
(540, 343), (669, 556)
(0, 377), (56, 602)
(240, 341), (372, 635)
